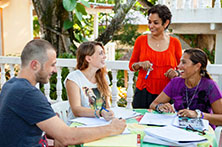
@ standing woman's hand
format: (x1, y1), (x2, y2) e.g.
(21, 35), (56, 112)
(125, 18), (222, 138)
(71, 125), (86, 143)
(132, 61), (153, 71)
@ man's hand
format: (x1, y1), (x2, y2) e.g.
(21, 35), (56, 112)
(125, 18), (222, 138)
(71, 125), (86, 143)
(109, 118), (126, 135)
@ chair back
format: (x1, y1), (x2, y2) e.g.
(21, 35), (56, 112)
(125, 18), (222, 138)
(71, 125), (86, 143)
(51, 101), (69, 124)
(215, 126), (222, 146)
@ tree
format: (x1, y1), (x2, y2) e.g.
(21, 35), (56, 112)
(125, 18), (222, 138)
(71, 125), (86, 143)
(32, 0), (155, 56)
(32, 0), (75, 56)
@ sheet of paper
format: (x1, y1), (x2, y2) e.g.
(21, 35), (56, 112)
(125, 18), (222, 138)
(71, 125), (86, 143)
(83, 134), (137, 147)
(110, 107), (141, 119)
(143, 134), (197, 147)
(139, 112), (177, 126)
(70, 117), (110, 126)
(144, 125), (207, 143)
(70, 117), (130, 134)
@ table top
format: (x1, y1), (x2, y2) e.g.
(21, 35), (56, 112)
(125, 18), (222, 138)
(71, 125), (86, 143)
(69, 109), (217, 147)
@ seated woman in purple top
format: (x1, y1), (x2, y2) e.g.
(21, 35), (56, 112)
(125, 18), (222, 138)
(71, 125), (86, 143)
(150, 48), (222, 126)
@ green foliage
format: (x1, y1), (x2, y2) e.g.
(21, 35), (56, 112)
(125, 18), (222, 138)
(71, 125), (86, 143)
(117, 98), (127, 107)
(63, 20), (74, 30)
(203, 48), (215, 64)
(112, 24), (141, 46)
(63, 0), (77, 12)
(182, 34), (198, 47)
(149, 0), (157, 5)
(115, 50), (124, 60)
(62, 0), (91, 53)
(33, 16), (40, 37)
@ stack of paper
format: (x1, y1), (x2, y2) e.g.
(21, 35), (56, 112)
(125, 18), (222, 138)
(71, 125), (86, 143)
(139, 112), (177, 126)
(83, 134), (138, 147)
(144, 125), (207, 146)
(110, 107), (141, 119)
(143, 134), (197, 146)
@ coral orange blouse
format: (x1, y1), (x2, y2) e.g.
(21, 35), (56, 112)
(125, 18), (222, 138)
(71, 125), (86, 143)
(129, 35), (182, 94)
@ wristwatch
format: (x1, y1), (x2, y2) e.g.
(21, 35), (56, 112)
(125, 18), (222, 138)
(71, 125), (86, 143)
(195, 109), (201, 118)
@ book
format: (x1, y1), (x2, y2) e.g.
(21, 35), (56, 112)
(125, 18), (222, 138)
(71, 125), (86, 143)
(83, 134), (138, 147)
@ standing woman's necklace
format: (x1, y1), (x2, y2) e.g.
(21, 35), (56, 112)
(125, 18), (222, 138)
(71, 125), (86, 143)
(185, 78), (202, 109)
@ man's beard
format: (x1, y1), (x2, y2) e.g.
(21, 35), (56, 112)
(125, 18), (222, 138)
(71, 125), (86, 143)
(35, 67), (49, 84)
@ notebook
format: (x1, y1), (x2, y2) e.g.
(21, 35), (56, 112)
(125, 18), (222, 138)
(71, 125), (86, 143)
(83, 134), (138, 147)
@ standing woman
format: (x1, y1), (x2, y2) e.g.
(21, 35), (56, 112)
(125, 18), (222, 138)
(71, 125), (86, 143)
(64, 41), (113, 124)
(129, 4), (182, 108)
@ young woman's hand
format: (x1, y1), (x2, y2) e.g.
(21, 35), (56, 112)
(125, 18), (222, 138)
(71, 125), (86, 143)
(102, 109), (114, 121)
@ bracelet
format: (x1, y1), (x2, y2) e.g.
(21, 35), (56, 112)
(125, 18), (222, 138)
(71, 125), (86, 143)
(132, 63), (137, 71)
(94, 110), (100, 118)
(99, 108), (103, 117)
(155, 103), (164, 113)
(176, 70), (180, 77)
(201, 112), (204, 119)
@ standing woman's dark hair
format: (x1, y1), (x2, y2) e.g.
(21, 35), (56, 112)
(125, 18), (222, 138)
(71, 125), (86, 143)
(76, 41), (110, 100)
(148, 4), (172, 29)
(184, 48), (212, 79)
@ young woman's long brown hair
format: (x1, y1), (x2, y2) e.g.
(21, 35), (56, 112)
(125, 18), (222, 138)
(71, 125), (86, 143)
(76, 41), (111, 101)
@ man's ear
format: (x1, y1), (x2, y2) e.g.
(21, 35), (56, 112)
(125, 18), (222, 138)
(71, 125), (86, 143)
(30, 60), (40, 71)
(85, 56), (91, 63)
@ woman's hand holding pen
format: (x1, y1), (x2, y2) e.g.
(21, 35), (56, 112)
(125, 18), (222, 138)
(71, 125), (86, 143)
(132, 61), (153, 71)
(101, 108), (114, 121)
(158, 103), (175, 113)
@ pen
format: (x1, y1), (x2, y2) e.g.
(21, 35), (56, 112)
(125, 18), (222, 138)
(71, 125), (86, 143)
(145, 63), (153, 79)
(102, 106), (109, 112)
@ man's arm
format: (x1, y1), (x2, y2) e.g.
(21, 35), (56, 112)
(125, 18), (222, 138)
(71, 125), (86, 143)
(37, 115), (126, 146)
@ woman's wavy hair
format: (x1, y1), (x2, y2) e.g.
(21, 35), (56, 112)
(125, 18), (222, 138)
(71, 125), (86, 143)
(184, 48), (212, 79)
(76, 41), (110, 100)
